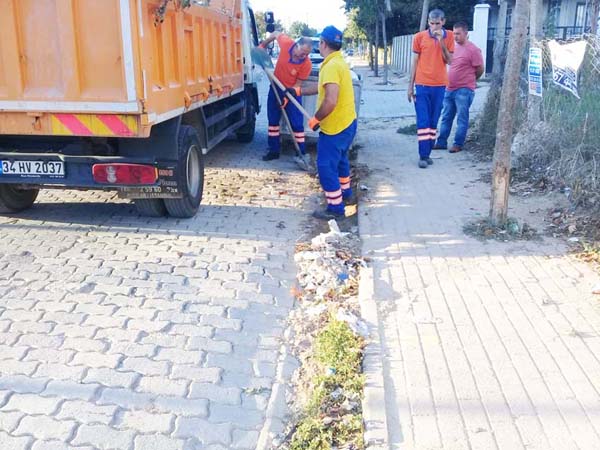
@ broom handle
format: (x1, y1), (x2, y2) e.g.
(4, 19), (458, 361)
(266, 70), (313, 120)
(268, 78), (302, 157)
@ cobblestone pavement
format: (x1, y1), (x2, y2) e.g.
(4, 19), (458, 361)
(0, 80), (318, 449)
(357, 66), (600, 450)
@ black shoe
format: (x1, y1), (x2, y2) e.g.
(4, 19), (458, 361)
(262, 152), (280, 161)
(425, 157), (433, 165)
(312, 209), (345, 220)
(418, 159), (428, 169)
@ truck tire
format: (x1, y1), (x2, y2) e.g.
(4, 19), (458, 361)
(235, 98), (256, 143)
(0, 185), (39, 213)
(134, 199), (167, 217)
(164, 125), (204, 218)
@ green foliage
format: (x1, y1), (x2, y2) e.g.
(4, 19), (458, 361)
(315, 319), (363, 379)
(290, 418), (332, 450)
(289, 319), (365, 450)
(288, 21), (318, 39)
(345, 8), (368, 42)
(343, 0), (480, 45)
(397, 123), (417, 135)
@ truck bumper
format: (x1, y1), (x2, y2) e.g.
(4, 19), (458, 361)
(0, 152), (182, 199)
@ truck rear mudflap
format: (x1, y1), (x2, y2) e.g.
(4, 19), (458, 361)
(0, 152), (181, 199)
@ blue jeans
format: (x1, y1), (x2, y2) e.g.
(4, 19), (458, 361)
(436, 88), (475, 148)
(414, 85), (446, 158)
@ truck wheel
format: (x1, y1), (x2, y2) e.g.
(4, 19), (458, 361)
(0, 185), (39, 213)
(164, 125), (204, 218)
(236, 99), (256, 143)
(134, 199), (167, 217)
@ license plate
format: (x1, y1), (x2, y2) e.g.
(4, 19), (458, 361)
(0, 160), (65, 178)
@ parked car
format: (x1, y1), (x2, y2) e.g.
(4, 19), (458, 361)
(309, 37), (324, 73)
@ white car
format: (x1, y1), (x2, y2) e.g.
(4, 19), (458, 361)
(308, 37), (324, 74)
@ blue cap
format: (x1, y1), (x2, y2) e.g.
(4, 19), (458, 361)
(320, 25), (343, 45)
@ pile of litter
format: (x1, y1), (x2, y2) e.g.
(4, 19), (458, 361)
(271, 220), (368, 450)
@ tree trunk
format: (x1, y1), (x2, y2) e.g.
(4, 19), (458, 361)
(374, 17), (380, 77)
(382, 10), (389, 84)
(369, 41), (374, 69)
(420, 0), (431, 31)
(592, 0), (600, 35)
(490, 0), (530, 226)
(527, 0), (543, 125)
(493, 0), (509, 78)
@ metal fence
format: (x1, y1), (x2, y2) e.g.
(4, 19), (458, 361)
(391, 34), (412, 73)
(488, 26), (593, 41)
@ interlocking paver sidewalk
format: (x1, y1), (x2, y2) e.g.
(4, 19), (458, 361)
(0, 77), (314, 450)
(356, 66), (600, 450)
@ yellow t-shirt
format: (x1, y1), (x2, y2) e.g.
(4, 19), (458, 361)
(317, 51), (356, 135)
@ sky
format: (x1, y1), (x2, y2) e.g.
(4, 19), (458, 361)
(249, 0), (348, 33)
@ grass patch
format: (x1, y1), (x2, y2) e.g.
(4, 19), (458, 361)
(396, 123), (417, 135)
(289, 319), (365, 450)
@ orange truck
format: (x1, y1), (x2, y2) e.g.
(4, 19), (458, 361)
(0, 0), (261, 217)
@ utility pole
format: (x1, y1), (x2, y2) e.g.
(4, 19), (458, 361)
(490, 0), (531, 226)
(419, 0), (431, 31)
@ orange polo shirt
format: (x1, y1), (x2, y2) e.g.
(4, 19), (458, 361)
(274, 35), (312, 88)
(412, 29), (455, 86)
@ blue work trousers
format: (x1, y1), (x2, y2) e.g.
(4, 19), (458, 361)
(436, 88), (475, 148)
(267, 86), (305, 155)
(414, 85), (446, 158)
(317, 120), (357, 214)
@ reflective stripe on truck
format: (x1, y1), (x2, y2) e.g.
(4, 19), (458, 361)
(51, 114), (139, 137)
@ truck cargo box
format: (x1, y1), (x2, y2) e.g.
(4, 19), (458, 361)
(0, 0), (245, 138)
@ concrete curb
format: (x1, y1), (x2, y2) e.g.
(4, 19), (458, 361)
(358, 263), (390, 449)
(256, 306), (300, 450)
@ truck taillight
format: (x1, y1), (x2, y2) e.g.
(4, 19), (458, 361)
(92, 164), (158, 185)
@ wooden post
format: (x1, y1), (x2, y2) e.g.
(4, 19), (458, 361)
(490, 0), (531, 226)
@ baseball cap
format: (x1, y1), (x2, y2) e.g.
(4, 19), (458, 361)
(320, 25), (343, 45)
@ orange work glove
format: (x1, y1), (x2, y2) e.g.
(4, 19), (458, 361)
(286, 87), (302, 97)
(308, 117), (320, 131)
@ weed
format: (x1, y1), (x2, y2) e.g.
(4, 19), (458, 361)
(289, 318), (365, 450)
(396, 123), (417, 135)
(463, 217), (538, 241)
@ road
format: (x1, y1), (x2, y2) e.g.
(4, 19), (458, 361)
(0, 78), (317, 450)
